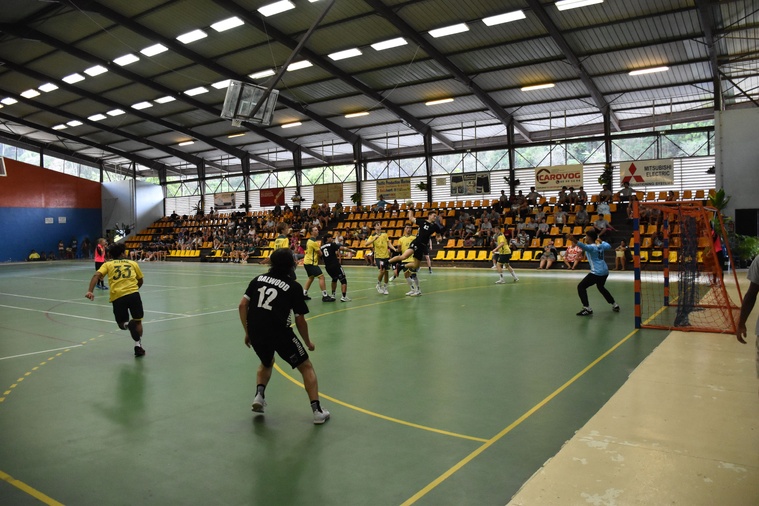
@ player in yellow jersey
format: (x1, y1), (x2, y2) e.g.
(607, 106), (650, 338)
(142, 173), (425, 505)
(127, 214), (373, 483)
(302, 226), (335, 302)
(395, 225), (422, 296)
(270, 222), (297, 279)
(491, 229), (519, 284)
(365, 221), (396, 295)
(85, 243), (147, 356)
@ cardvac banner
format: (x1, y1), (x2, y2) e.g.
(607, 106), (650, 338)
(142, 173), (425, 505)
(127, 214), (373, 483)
(534, 164), (583, 191)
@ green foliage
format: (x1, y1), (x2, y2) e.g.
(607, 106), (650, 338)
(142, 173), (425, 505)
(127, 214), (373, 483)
(735, 235), (759, 262)
(350, 192), (362, 204)
(707, 188), (730, 210)
(416, 181), (428, 191)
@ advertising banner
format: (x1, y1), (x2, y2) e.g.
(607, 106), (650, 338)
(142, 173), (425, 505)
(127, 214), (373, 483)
(376, 177), (411, 200)
(259, 188), (285, 207)
(534, 164), (583, 191)
(450, 173), (490, 196)
(619, 159), (674, 186)
(313, 183), (344, 203)
(213, 192), (236, 209)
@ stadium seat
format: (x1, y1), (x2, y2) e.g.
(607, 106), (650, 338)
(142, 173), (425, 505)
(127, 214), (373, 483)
(650, 250), (663, 262)
(465, 250), (477, 261)
(454, 250), (466, 261)
(521, 250), (533, 262)
(510, 250), (522, 261)
(476, 250), (490, 261)
(444, 250), (456, 261)
(668, 250), (678, 264)
(434, 250), (446, 261)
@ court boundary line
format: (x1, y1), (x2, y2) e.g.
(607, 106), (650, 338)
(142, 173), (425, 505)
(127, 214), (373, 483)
(400, 328), (641, 505)
(0, 469), (64, 506)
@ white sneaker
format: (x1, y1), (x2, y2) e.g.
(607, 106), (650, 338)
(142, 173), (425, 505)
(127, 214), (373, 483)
(513, 277), (519, 282)
(340, 296), (351, 302)
(252, 393), (266, 413)
(495, 279), (505, 284)
(491, 265), (496, 269)
(376, 284), (382, 293)
(313, 408), (330, 425)
(410, 290), (422, 297)
(388, 275), (395, 282)
(405, 290), (415, 296)
(382, 287), (389, 295)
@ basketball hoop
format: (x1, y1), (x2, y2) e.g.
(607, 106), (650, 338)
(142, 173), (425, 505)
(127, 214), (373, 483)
(220, 81), (279, 127)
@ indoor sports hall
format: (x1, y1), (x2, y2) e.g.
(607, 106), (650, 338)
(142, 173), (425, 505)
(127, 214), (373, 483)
(1, 261), (757, 505)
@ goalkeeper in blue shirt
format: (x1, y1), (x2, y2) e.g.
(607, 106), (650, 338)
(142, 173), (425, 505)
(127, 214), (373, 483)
(576, 229), (620, 316)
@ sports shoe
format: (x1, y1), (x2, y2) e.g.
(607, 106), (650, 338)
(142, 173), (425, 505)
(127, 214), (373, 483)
(576, 308), (593, 316)
(410, 290), (422, 297)
(612, 303), (620, 312)
(513, 277), (519, 282)
(388, 275), (396, 282)
(376, 284), (382, 293)
(495, 279), (505, 284)
(322, 295), (336, 302)
(382, 287), (389, 295)
(126, 320), (141, 342)
(134, 346), (146, 357)
(313, 408), (330, 425)
(252, 393), (266, 413)
(303, 293), (312, 300)
(491, 265), (497, 269)
(340, 296), (351, 302)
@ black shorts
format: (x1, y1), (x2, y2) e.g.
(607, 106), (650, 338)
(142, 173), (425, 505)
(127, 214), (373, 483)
(325, 264), (347, 284)
(250, 327), (309, 369)
(304, 264), (323, 278)
(111, 292), (144, 325)
(375, 257), (389, 270)
(411, 240), (428, 260)
(497, 253), (512, 264)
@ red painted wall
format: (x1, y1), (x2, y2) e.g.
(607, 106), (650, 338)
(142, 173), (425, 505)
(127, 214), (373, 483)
(0, 158), (101, 208)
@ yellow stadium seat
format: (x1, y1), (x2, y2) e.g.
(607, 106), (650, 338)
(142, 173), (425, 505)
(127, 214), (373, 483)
(476, 250), (490, 261)
(510, 250), (522, 261)
(454, 250), (466, 261)
(444, 250), (456, 261)
(466, 250), (477, 261)
(668, 250), (678, 263)
(434, 250), (446, 261)
(521, 250), (533, 262)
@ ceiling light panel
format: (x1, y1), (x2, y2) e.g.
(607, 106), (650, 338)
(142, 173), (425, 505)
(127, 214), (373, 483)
(62, 73), (85, 84)
(113, 54), (140, 66)
(521, 83), (555, 91)
(250, 69), (276, 79)
(38, 83), (58, 92)
(287, 61), (313, 71)
(371, 37), (408, 51)
(184, 86), (209, 96)
(482, 10), (526, 26)
(140, 44), (168, 57)
(21, 89), (40, 99)
(132, 101), (153, 110)
(328, 48), (362, 61)
(88, 114), (107, 121)
(211, 16), (244, 32)
(629, 66), (670, 76)
(66, 120), (83, 127)
(555, 0), (603, 11)
(258, 1), (295, 17)
(176, 29), (207, 44)
(155, 96), (176, 104)
(428, 23), (469, 38)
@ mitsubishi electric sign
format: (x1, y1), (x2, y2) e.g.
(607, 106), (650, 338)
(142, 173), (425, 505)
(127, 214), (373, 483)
(534, 164), (583, 191)
(620, 159), (674, 186)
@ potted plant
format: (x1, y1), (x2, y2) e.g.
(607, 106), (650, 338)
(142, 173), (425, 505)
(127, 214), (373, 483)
(598, 163), (613, 187)
(707, 188), (731, 235)
(735, 234), (759, 267)
(416, 181), (428, 191)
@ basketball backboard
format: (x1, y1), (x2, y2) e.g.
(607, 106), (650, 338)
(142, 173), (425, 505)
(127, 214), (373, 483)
(220, 81), (279, 127)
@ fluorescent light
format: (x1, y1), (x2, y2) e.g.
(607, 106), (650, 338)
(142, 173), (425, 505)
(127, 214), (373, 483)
(38, 83), (58, 92)
(113, 53), (140, 66)
(184, 86), (209, 96)
(228, 132), (246, 138)
(281, 121), (302, 129)
(345, 111), (369, 118)
(155, 96), (176, 104)
(66, 120), (83, 127)
(176, 29), (207, 44)
(62, 73), (85, 84)
(84, 65), (108, 76)
(140, 44), (168, 57)
(132, 101), (153, 110)
(52, 124), (67, 130)
(329, 48), (362, 61)
(258, 0), (295, 17)
(211, 16), (244, 32)
(21, 89), (41, 99)
(371, 37), (408, 51)
(107, 109), (125, 116)
(521, 83), (555, 91)
(88, 113), (107, 121)
(482, 10), (526, 26)
(555, 0), (603, 11)
(425, 98), (454, 106)
(629, 66), (670, 76)
(1, 97), (18, 105)
(249, 69), (276, 79)
(287, 60), (312, 71)
(428, 23), (469, 38)
(178, 141), (195, 146)
(212, 79), (231, 89)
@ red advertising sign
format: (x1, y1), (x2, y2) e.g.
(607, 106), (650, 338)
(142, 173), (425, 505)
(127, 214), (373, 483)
(260, 188), (285, 206)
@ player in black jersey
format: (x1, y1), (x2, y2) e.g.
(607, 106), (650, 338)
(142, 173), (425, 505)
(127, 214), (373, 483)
(238, 248), (330, 424)
(319, 233), (355, 302)
(389, 209), (444, 269)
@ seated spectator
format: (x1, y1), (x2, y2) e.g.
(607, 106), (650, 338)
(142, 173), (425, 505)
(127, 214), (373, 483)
(576, 186), (588, 204)
(567, 187), (578, 206)
(538, 240), (557, 270)
(463, 219), (477, 239)
(389, 200), (399, 212)
(554, 208), (568, 227)
(563, 236), (583, 270)
(27, 249), (41, 261)
(498, 190), (509, 210)
(575, 205), (590, 227)
(526, 186), (542, 206)
(332, 201), (343, 219)
(653, 232), (664, 248)
(510, 230), (528, 250)
(598, 184), (613, 203)
(449, 217), (465, 238)
(615, 240), (628, 270)
(375, 194), (388, 211)
(665, 190), (677, 201)
(593, 216), (616, 239)
(597, 200), (611, 216)
(463, 236), (475, 248)
(616, 182), (634, 202)
(534, 218), (550, 238)
(557, 186), (569, 211)
(478, 217), (494, 241)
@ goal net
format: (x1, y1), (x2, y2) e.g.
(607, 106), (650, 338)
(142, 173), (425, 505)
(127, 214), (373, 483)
(632, 200), (741, 334)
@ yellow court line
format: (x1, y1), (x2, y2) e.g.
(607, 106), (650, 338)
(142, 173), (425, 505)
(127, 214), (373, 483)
(273, 363), (488, 443)
(0, 470), (64, 506)
(401, 328), (641, 505)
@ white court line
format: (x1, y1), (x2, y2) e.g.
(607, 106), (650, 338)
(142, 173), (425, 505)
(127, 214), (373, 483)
(0, 345), (83, 361)
(0, 293), (188, 317)
(0, 304), (114, 323)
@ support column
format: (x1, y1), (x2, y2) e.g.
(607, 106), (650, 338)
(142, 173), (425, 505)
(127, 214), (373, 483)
(241, 155), (251, 210)
(423, 130), (433, 203)
(508, 119), (516, 198)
